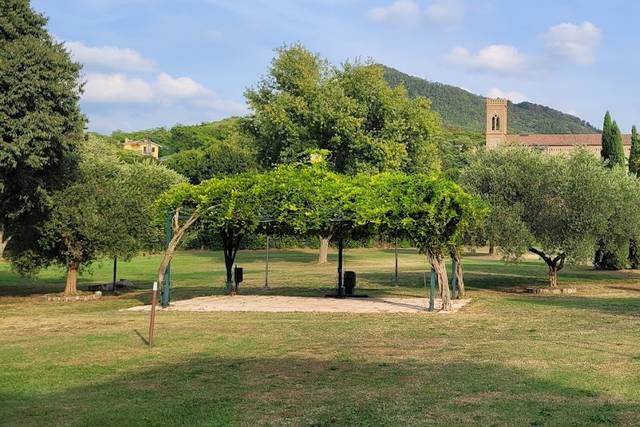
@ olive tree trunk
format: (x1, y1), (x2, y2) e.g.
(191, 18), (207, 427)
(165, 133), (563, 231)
(0, 229), (10, 259)
(318, 235), (331, 264)
(427, 250), (452, 312)
(528, 247), (565, 288)
(64, 261), (80, 295)
(451, 248), (465, 298)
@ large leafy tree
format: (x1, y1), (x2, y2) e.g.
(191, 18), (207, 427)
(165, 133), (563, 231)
(244, 44), (442, 261)
(462, 147), (635, 287)
(12, 140), (184, 294)
(244, 44), (442, 175)
(0, 0), (84, 258)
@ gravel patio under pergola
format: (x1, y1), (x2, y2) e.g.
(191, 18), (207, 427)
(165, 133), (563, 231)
(128, 295), (471, 314)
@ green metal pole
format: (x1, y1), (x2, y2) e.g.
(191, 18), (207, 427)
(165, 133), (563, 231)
(429, 268), (436, 311)
(161, 212), (173, 307)
(451, 258), (458, 299)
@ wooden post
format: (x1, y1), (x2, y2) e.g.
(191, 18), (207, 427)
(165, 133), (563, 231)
(148, 281), (158, 348)
(394, 240), (399, 287)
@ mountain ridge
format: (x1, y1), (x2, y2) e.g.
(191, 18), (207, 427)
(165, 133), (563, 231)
(382, 66), (599, 135)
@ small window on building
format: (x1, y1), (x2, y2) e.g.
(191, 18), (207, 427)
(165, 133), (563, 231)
(492, 114), (501, 131)
(152, 147), (155, 153)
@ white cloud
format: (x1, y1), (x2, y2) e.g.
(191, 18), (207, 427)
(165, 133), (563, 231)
(542, 21), (601, 65)
(445, 44), (529, 73)
(83, 73), (154, 103)
(369, 0), (463, 26)
(368, 0), (421, 25)
(66, 41), (155, 71)
(155, 73), (210, 98)
(82, 72), (246, 119)
(487, 87), (528, 104)
(425, 0), (463, 25)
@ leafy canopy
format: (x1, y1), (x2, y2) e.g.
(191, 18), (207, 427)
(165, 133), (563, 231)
(0, 0), (84, 240)
(244, 44), (442, 175)
(461, 147), (633, 263)
(11, 139), (184, 274)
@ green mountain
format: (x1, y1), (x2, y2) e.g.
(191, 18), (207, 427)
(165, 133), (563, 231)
(382, 66), (598, 134)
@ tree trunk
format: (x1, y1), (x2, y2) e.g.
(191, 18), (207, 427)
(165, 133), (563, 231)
(318, 235), (331, 264)
(0, 230), (10, 259)
(157, 209), (200, 292)
(529, 247), (565, 288)
(427, 250), (452, 312)
(630, 239), (639, 269)
(488, 240), (495, 255)
(548, 266), (558, 288)
(222, 230), (242, 292)
(65, 262), (79, 295)
(452, 249), (465, 299)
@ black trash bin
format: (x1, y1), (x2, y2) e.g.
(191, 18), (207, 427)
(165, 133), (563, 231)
(344, 271), (356, 296)
(233, 266), (244, 294)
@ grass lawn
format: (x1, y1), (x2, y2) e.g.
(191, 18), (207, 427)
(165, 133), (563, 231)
(1, 247), (640, 426)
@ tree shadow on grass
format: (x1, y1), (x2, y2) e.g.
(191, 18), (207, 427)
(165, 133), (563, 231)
(3, 355), (637, 426)
(507, 295), (640, 317)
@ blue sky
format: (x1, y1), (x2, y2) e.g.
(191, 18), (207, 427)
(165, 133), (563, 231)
(32, 0), (640, 134)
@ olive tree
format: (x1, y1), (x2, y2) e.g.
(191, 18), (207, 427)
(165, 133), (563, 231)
(12, 140), (184, 294)
(461, 147), (625, 287)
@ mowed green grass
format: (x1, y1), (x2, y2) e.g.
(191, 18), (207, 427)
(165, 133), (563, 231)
(1, 248), (640, 426)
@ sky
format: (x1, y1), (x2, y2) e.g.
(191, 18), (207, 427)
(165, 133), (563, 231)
(32, 0), (640, 134)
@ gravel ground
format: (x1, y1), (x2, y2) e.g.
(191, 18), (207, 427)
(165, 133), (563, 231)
(127, 295), (471, 314)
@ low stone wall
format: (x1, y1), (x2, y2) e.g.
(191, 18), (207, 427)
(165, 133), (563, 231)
(44, 291), (102, 302)
(526, 287), (577, 295)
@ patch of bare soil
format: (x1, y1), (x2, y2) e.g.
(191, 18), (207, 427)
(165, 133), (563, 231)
(127, 295), (471, 314)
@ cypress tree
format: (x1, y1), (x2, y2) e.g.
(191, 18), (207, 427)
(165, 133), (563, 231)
(629, 126), (640, 176)
(601, 111), (613, 161)
(609, 121), (626, 168)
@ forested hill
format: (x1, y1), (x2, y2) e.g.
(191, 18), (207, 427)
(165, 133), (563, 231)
(382, 66), (599, 134)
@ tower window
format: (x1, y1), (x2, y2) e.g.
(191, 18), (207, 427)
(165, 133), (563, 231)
(491, 114), (501, 131)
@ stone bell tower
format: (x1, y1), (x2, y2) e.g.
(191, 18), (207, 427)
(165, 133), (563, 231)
(486, 98), (507, 149)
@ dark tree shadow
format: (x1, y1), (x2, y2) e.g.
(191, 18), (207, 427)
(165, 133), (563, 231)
(508, 295), (640, 317)
(3, 356), (637, 426)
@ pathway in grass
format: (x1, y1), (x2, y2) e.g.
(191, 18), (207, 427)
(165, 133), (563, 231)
(127, 295), (471, 313)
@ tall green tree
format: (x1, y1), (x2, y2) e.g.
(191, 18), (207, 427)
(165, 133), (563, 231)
(629, 126), (640, 176)
(610, 121), (626, 168)
(244, 44), (442, 175)
(11, 140), (184, 294)
(600, 112), (613, 161)
(601, 112), (625, 168)
(0, 0), (84, 259)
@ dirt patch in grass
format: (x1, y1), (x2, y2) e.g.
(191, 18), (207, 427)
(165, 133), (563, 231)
(127, 295), (471, 314)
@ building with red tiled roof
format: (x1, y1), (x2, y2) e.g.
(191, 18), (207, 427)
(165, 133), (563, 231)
(485, 98), (631, 157)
